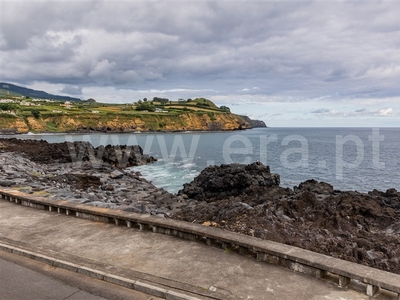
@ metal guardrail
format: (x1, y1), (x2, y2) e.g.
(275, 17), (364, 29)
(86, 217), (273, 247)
(1, 188), (399, 299)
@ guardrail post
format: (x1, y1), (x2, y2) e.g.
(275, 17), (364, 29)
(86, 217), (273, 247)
(366, 284), (380, 297)
(316, 270), (327, 279)
(238, 246), (248, 255)
(138, 223), (147, 231)
(338, 275), (351, 288)
(285, 260), (327, 279)
(221, 242), (232, 251)
(256, 252), (266, 262)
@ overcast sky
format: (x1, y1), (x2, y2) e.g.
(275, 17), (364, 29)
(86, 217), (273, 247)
(1, 0), (399, 127)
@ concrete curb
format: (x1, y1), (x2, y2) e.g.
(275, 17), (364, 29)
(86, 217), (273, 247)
(0, 242), (203, 300)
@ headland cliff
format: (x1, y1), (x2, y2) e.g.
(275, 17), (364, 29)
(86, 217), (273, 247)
(0, 112), (262, 134)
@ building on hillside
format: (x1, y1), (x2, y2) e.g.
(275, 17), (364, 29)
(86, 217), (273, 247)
(20, 101), (36, 106)
(33, 98), (56, 103)
(155, 108), (168, 113)
(60, 101), (72, 108)
(0, 110), (16, 115)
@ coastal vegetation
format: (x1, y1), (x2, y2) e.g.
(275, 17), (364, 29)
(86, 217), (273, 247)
(0, 93), (264, 133)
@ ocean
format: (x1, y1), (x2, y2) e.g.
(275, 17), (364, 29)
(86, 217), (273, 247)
(3, 127), (399, 194)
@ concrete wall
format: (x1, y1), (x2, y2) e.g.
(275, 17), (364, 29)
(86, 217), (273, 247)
(1, 188), (399, 299)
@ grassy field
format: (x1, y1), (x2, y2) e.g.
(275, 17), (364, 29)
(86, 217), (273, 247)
(0, 96), (231, 119)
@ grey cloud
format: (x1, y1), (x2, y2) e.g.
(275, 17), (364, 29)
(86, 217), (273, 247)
(311, 109), (331, 114)
(355, 108), (367, 113)
(1, 1), (400, 104)
(355, 108), (395, 117)
(1, 2), (93, 50)
(60, 86), (82, 95)
(311, 107), (397, 118)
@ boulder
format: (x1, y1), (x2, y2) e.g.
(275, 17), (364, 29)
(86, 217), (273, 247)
(97, 144), (157, 168)
(178, 162), (280, 201)
(294, 179), (334, 194)
(110, 169), (124, 179)
(0, 180), (15, 187)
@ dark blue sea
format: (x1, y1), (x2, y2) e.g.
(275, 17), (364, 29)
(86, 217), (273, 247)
(3, 128), (399, 194)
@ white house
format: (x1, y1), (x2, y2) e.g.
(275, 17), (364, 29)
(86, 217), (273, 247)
(155, 108), (168, 113)
(0, 99), (15, 103)
(20, 101), (36, 106)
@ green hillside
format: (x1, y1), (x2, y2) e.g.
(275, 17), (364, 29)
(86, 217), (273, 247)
(0, 82), (81, 101)
(0, 86), (266, 133)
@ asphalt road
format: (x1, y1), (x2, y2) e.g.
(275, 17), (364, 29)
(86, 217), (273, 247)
(0, 251), (161, 300)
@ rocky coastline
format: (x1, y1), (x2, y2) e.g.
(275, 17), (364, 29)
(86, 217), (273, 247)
(0, 138), (399, 275)
(0, 112), (266, 134)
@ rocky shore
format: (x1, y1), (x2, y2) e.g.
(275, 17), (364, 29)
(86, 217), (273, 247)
(176, 163), (400, 274)
(0, 138), (187, 216)
(1, 138), (399, 275)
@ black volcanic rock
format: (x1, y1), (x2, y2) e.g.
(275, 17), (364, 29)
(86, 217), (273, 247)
(178, 162), (279, 201)
(0, 138), (156, 168)
(294, 179), (334, 194)
(174, 162), (400, 274)
(2, 137), (400, 275)
(97, 144), (157, 168)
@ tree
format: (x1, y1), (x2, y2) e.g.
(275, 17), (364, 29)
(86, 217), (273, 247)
(153, 97), (169, 105)
(0, 103), (16, 111)
(220, 105), (231, 112)
(136, 102), (155, 112)
(31, 109), (41, 119)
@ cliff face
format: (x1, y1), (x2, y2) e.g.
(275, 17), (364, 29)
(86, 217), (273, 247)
(0, 116), (30, 133)
(1, 112), (250, 133)
(238, 115), (267, 128)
